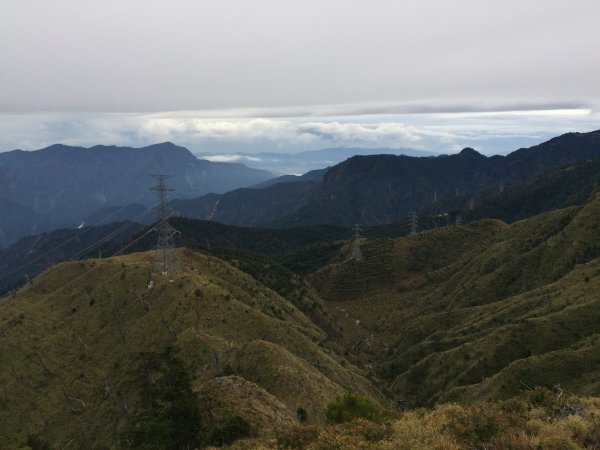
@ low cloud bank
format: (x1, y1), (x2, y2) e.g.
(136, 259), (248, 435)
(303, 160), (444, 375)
(1, 108), (598, 156)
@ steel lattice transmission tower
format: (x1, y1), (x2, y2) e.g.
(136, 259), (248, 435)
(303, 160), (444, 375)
(409, 211), (418, 235)
(351, 224), (363, 261)
(150, 175), (179, 276)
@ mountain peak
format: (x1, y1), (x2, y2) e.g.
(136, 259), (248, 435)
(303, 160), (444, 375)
(147, 141), (182, 150)
(458, 147), (484, 158)
(42, 143), (75, 151)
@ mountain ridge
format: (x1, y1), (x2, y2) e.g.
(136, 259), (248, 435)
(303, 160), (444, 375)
(195, 146), (438, 175)
(0, 142), (274, 247)
(5, 153), (600, 298)
(278, 130), (600, 226)
(171, 130), (600, 228)
(0, 248), (382, 447)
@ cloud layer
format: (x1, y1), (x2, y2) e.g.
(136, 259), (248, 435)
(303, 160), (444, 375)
(1, 108), (598, 156)
(1, 1), (599, 113)
(1, 2), (597, 157)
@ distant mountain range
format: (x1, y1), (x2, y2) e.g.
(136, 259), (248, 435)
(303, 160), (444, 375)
(0, 142), (272, 247)
(176, 130), (600, 227)
(195, 146), (438, 175)
(2, 130), (599, 248)
(250, 167), (329, 189)
(5, 146), (600, 297)
(445, 158), (600, 224)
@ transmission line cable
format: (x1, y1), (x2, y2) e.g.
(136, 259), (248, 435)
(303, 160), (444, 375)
(1, 196), (156, 280)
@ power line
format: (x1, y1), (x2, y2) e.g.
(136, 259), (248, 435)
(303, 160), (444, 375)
(0, 209), (156, 300)
(70, 219), (143, 261)
(0, 226), (157, 310)
(0, 192), (152, 281)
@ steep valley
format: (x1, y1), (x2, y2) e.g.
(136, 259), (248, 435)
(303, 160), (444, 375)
(310, 193), (600, 407)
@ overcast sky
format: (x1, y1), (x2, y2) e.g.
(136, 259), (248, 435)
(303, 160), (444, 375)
(1, 0), (599, 154)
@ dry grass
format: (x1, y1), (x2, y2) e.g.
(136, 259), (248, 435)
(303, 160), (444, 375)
(0, 248), (380, 448)
(268, 391), (600, 450)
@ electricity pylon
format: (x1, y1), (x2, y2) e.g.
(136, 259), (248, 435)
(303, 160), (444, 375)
(409, 212), (418, 235)
(150, 175), (179, 276)
(351, 224), (363, 261)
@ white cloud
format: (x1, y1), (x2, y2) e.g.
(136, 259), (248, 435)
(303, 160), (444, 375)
(142, 118), (315, 144)
(142, 118), (442, 147)
(136, 115), (487, 149)
(202, 154), (262, 162)
(0, 108), (598, 156)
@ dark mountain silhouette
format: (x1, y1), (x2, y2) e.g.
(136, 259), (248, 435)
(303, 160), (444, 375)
(438, 158), (600, 224)
(171, 180), (320, 227)
(0, 197), (52, 248)
(5, 149), (600, 297)
(195, 146), (437, 174)
(174, 130), (600, 227)
(0, 142), (273, 246)
(278, 131), (600, 226)
(493, 130), (600, 181)
(2, 129), (599, 289)
(276, 148), (494, 226)
(250, 167), (328, 189)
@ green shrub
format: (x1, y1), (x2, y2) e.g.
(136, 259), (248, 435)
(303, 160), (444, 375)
(207, 415), (254, 446)
(526, 386), (560, 414)
(276, 424), (320, 449)
(325, 391), (381, 424)
(119, 346), (202, 449)
(296, 407), (308, 422)
(19, 435), (52, 450)
(445, 403), (505, 446)
(350, 418), (391, 442)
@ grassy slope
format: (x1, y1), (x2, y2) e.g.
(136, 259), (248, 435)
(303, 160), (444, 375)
(0, 249), (381, 448)
(2, 191), (600, 447)
(309, 192), (600, 407)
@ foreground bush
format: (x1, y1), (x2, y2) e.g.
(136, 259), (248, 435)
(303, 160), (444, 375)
(274, 390), (600, 450)
(325, 391), (381, 424)
(119, 347), (202, 449)
(208, 415), (255, 446)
